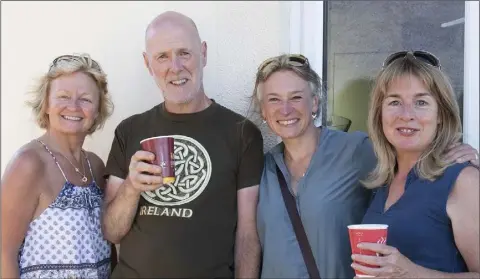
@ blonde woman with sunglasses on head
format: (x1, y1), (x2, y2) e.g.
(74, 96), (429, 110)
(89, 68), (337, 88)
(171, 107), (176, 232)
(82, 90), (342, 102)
(1, 54), (114, 278)
(251, 53), (479, 278)
(352, 51), (479, 278)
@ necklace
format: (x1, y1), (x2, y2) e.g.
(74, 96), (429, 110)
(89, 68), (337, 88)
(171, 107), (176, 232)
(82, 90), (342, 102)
(60, 152), (88, 183)
(285, 128), (321, 180)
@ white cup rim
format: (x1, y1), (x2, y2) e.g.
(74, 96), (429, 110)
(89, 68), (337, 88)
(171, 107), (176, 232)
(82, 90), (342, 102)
(348, 224), (388, 230)
(140, 136), (174, 144)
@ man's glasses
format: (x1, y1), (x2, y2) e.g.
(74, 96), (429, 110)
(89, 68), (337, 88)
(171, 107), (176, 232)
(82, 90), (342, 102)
(258, 54), (309, 72)
(49, 54), (102, 72)
(382, 50), (441, 69)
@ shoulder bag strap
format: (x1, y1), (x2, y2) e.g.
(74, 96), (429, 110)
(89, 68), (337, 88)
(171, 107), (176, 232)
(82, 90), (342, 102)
(276, 165), (321, 279)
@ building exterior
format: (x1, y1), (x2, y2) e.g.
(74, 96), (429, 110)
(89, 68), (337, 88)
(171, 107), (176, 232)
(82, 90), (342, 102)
(2, 1), (478, 174)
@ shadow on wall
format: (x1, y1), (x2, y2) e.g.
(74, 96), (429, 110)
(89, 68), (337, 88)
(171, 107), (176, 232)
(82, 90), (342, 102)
(333, 77), (374, 133)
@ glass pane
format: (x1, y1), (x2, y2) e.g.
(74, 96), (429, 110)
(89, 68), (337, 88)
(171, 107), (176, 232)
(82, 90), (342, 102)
(325, 1), (465, 133)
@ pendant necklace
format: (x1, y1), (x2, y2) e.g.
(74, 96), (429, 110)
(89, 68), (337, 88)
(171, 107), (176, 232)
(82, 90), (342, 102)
(61, 151), (88, 183)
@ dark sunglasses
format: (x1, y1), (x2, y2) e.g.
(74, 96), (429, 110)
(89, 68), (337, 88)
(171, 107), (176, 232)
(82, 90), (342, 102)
(382, 50), (441, 69)
(49, 54), (102, 71)
(258, 54), (309, 72)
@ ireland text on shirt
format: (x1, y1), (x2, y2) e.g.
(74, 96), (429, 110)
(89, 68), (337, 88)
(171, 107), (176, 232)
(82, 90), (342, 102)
(139, 205), (193, 218)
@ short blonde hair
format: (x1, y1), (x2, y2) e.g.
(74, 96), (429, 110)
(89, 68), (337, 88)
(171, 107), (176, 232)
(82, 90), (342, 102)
(26, 53), (114, 134)
(249, 54), (323, 122)
(363, 53), (462, 188)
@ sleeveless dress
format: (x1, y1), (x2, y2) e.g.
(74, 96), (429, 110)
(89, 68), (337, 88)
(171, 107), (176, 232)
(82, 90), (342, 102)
(18, 140), (111, 278)
(362, 162), (473, 272)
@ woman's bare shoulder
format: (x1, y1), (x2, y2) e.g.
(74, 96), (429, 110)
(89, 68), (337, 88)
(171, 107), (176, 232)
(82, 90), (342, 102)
(84, 151), (106, 170)
(447, 165), (479, 208)
(454, 166), (479, 193)
(2, 141), (48, 190)
(6, 141), (47, 172)
(84, 151), (107, 188)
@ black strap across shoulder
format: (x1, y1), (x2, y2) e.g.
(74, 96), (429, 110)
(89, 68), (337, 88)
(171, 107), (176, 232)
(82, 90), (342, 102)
(276, 165), (321, 279)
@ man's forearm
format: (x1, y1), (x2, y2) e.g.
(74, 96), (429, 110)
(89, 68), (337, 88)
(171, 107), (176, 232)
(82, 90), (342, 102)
(235, 230), (261, 279)
(102, 181), (141, 244)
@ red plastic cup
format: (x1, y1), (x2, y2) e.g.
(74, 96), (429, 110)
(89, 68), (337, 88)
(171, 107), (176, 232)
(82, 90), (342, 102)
(140, 136), (175, 184)
(348, 224), (388, 278)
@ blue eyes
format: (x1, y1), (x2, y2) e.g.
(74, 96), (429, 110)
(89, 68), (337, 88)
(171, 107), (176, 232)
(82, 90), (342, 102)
(416, 100), (427, 106)
(388, 100), (428, 106)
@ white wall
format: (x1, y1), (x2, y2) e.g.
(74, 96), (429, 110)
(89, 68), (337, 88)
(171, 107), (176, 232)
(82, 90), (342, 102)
(1, 1), (291, 175)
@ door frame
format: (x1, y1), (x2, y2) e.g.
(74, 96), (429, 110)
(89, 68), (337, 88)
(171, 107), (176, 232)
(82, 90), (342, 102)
(463, 1), (479, 150)
(289, 1), (327, 127)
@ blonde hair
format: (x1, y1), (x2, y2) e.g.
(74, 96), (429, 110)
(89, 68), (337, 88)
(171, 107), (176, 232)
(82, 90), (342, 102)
(26, 53), (114, 134)
(363, 54), (462, 188)
(248, 54), (323, 122)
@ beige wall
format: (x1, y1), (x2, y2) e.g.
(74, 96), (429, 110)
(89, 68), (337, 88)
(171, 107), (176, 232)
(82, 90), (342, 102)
(1, 1), (290, 175)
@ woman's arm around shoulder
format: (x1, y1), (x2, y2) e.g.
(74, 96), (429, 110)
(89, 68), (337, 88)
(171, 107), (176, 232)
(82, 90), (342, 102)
(1, 146), (45, 278)
(447, 165), (480, 274)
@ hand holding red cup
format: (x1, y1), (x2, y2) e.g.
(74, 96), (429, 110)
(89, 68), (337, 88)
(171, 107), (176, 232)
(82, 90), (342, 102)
(348, 224), (388, 278)
(140, 136), (176, 184)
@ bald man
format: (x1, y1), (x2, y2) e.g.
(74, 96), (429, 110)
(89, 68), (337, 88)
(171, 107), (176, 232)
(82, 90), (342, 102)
(102, 11), (264, 278)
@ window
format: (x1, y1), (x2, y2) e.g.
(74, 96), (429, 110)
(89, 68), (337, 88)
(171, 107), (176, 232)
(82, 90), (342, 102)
(324, 1), (465, 133)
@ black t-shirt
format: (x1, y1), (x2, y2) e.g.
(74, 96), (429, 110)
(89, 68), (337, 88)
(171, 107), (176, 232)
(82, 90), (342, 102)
(105, 100), (264, 278)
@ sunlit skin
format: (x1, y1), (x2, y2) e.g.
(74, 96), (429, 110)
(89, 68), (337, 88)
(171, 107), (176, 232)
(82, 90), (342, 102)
(260, 70), (318, 140)
(382, 74), (439, 158)
(46, 71), (100, 136)
(142, 14), (208, 113)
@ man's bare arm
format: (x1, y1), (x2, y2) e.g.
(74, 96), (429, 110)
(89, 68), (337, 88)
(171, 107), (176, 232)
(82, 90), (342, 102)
(101, 176), (141, 243)
(101, 151), (164, 243)
(235, 185), (261, 279)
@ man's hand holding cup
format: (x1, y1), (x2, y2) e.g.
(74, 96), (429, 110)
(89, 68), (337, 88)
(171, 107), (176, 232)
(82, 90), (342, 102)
(125, 150), (165, 194)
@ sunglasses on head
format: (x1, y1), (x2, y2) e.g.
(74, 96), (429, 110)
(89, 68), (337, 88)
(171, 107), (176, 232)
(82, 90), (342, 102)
(49, 54), (102, 71)
(382, 50), (441, 69)
(258, 54), (309, 72)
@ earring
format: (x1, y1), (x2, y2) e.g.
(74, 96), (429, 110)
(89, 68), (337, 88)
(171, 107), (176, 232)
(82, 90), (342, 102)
(262, 119), (267, 124)
(312, 112), (317, 119)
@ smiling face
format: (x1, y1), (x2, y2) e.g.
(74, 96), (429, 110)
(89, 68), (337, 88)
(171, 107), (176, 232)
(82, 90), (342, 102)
(143, 20), (207, 105)
(260, 70), (318, 140)
(46, 71), (100, 135)
(382, 74), (439, 155)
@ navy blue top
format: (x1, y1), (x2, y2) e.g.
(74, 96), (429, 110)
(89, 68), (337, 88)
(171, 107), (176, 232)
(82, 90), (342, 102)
(362, 162), (473, 272)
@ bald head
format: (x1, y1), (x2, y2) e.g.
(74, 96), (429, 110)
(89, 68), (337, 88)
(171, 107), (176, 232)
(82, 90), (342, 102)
(141, 11), (208, 109)
(145, 11), (201, 46)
